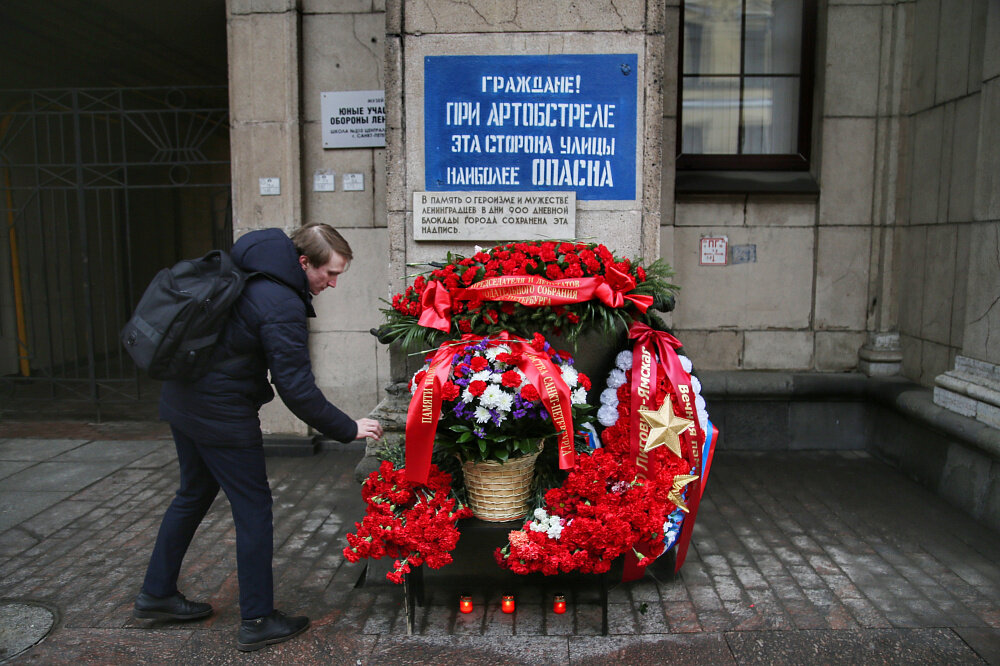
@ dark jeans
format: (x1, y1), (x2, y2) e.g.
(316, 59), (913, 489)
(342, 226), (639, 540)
(142, 426), (274, 619)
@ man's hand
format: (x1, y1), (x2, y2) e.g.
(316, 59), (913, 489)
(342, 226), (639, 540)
(355, 418), (383, 440)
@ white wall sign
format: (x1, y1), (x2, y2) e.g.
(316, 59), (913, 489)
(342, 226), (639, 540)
(259, 177), (280, 196)
(321, 90), (386, 149)
(413, 191), (575, 242)
(700, 236), (728, 265)
(313, 170), (336, 192)
(343, 173), (365, 191)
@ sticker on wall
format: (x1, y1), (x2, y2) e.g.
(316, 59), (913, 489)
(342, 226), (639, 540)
(423, 54), (638, 200)
(700, 236), (728, 266)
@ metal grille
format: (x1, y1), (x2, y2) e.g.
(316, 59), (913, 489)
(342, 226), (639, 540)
(0, 86), (230, 419)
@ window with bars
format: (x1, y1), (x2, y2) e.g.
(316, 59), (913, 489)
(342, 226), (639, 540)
(678, 0), (816, 172)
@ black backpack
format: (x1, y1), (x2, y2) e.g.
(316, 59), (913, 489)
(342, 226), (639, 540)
(120, 250), (251, 381)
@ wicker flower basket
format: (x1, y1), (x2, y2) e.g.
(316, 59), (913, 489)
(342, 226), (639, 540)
(461, 445), (542, 522)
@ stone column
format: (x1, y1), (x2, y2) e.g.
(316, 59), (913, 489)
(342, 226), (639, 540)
(858, 0), (911, 377)
(227, 0), (306, 434)
(933, 1), (1000, 428)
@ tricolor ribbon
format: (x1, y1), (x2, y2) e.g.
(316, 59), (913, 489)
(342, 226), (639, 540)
(622, 321), (706, 580)
(404, 333), (577, 485)
(415, 267), (654, 333)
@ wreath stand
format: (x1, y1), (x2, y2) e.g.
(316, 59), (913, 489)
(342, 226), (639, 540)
(356, 517), (676, 635)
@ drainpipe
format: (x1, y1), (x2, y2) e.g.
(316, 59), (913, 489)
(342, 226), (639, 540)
(1, 113), (31, 377)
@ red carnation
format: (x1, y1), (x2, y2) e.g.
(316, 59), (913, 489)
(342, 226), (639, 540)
(578, 372), (592, 390)
(468, 380), (487, 396)
(442, 381), (460, 401)
(461, 266), (479, 285)
(470, 356), (488, 371)
(458, 319), (472, 333)
(520, 384), (540, 401)
(500, 370), (522, 388)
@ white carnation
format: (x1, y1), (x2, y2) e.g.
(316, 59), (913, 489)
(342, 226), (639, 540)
(571, 386), (588, 405)
(678, 355), (693, 374)
(607, 368), (627, 388)
(546, 524), (563, 539)
(695, 394), (706, 412)
(698, 408), (709, 432)
(615, 350), (633, 370)
(690, 375), (702, 395)
(534, 508), (548, 521)
(598, 404), (620, 427)
(600, 388), (619, 408)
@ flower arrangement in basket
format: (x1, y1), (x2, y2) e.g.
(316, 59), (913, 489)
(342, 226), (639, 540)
(343, 460), (472, 583)
(377, 240), (677, 351)
(406, 332), (595, 521)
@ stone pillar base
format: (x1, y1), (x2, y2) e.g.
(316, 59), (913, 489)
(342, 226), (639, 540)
(352, 381), (411, 482)
(858, 332), (903, 377)
(934, 356), (1000, 429)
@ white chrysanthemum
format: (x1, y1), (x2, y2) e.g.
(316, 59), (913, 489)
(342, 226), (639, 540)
(599, 388), (619, 408)
(484, 344), (511, 361)
(494, 391), (514, 413)
(461, 387), (475, 403)
(598, 404), (620, 427)
(615, 350), (633, 370)
(607, 368), (627, 388)
(560, 365), (579, 388)
(470, 369), (493, 384)
(571, 386), (587, 405)
(690, 375), (702, 395)
(479, 384), (505, 408)
(678, 355), (693, 374)
(473, 406), (492, 423)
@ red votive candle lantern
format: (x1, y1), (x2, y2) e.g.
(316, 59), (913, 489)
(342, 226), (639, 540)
(553, 594), (566, 614)
(459, 595), (473, 613)
(501, 595), (515, 613)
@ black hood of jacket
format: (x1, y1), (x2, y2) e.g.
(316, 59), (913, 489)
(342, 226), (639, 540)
(230, 228), (315, 317)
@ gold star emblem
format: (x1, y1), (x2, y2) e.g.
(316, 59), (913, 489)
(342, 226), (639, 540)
(667, 474), (699, 513)
(639, 398), (694, 458)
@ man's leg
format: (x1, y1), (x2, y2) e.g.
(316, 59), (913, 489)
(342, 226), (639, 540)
(141, 426), (220, 598)
(196, 444), (274, 620)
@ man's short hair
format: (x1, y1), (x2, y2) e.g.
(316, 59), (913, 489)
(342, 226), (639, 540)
(290, 223), (353, 267)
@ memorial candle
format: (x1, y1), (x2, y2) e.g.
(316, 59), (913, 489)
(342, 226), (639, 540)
(459, 595), (473, 613)
(553, 594), (566, 614)
(501, 595), (515, 613)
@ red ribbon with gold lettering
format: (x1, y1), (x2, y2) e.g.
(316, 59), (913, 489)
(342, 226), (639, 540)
(404, 333), (576, 484)
(622, 322), (706, 579)
(416, 267), (654, 333)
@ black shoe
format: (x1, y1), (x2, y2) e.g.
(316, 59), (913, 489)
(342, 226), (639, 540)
(133, 591), (213, 621)
(237, 610), (310, 652)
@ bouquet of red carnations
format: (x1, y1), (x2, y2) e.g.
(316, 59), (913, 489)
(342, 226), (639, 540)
(343, 460), (472, 584)
(378, 239), (676, 351)
(494, 447), (690, 575)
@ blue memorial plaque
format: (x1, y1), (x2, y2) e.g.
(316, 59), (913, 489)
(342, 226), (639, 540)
(424, 54), (638, 201)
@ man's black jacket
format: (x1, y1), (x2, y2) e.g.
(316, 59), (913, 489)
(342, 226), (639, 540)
(159, 228), (358, 446)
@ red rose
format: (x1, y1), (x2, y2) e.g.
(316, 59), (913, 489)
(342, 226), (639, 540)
(468, 380), (487, 396)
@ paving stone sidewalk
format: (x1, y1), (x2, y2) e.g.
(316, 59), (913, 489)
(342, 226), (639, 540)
(1, 425), (999, 664)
